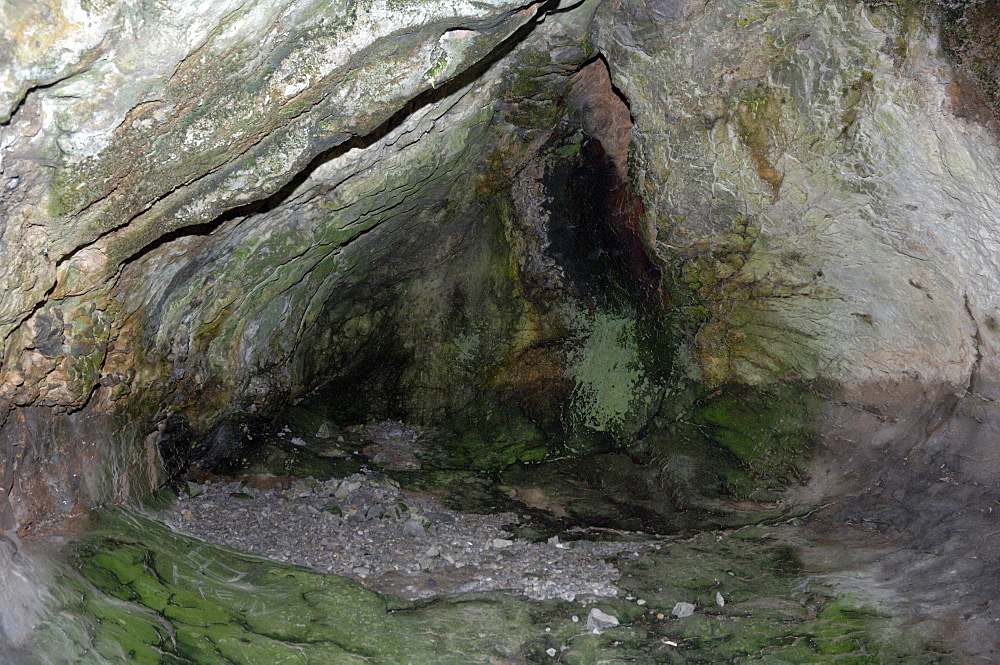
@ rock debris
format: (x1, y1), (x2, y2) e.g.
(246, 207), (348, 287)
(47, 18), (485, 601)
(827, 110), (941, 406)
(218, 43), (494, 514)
(167, 472), (650, 602)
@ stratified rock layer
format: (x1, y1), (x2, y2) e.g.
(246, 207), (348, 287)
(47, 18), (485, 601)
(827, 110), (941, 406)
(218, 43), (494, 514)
(1, 0), (596, 529)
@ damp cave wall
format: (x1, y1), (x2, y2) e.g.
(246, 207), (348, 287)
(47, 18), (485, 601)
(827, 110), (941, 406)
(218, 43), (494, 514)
(0, 0), (998, 562)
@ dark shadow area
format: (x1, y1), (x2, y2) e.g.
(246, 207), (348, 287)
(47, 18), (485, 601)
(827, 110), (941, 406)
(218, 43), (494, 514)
(545, 134), (660, 304)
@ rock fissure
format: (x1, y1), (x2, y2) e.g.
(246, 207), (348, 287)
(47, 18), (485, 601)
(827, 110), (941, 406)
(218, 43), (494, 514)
(962, 291), (983, 401)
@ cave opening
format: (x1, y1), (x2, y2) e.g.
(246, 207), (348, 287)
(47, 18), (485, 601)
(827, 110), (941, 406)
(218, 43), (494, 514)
(174, 72), (702, 534)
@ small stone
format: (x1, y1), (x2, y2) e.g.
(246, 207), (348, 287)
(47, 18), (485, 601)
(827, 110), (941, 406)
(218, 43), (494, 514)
(491, 538), (513, 549)
(546, 647), (557, 657)
(334, 480), (362, 499)
(402, 518), (426, 536)
(716, 591), (725, 607)
(424, 511), (456, 525)
(185, 482), (204, 498)
(672, 602), (696, 618)
(291, 437), (307, 447)
(571, 615), (579, 623)
(338, 435), (345, 442)
(315, 422), (334, 439)
(656, 613), (665, 620)
(636, 598), (646, 606)
(586, 608), (619, 634)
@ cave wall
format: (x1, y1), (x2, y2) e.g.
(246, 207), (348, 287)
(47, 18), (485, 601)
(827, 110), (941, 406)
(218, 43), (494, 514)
(0, 0), (592, 531)
(592, 0), (1000, 637)
(2, 0), (653, 532)
(596, 0), (999, 391)
(1, 0), (999, 549)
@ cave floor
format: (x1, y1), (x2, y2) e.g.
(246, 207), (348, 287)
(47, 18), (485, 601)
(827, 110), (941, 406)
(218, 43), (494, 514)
(23, 426), (955, 665)
(16, 396), (957, 663)
(26, 502), (951, 664)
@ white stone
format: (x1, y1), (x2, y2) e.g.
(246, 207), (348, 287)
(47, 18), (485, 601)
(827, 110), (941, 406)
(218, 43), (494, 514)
(672, 602), (696, 618)
(586, 608), (619, 633)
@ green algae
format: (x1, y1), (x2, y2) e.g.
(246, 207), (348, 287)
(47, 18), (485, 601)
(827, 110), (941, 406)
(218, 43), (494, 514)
(693, 382), (822, 496)
(33, 508), (547, 664)
(25, 505), (952, 664)
(422, 412), (550, 471)
(610, 527), (948, 663)
(564, 307), (658, 441)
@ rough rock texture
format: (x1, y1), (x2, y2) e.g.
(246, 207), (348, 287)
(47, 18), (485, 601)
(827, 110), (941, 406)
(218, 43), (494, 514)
(594, 0), (1000, 654)
(596, 0), (997, 391)
(2, 0), (1000, 658)
(0, 0), (593, 531)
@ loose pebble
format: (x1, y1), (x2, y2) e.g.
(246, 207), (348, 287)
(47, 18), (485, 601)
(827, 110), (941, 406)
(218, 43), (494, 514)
(672, 602), (696, 618)
(586, 608), (620, 633)
(402, 518), (426, 537)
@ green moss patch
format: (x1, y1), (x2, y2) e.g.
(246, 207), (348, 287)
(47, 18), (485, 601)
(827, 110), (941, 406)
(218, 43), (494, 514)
(32, 508), (546, 664)
(693, 382), (823, 497)
(26, 506), (951, 664)
(611, 527), (949, 663)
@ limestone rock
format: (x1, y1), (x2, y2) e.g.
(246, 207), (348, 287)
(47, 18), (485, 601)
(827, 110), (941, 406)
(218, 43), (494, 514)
(586, 607), (620, 633)
(672, 602), (695, 618)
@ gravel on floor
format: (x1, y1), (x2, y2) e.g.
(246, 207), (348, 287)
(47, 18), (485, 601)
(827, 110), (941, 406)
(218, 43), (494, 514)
(166, 472), (652, 602)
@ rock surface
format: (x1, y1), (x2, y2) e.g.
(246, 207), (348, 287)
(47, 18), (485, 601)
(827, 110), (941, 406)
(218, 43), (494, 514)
(1, 0), (999, 659)
(585, 607), (619, 633)
(0, 0), (599, 530)
(1, 0), (997, 543)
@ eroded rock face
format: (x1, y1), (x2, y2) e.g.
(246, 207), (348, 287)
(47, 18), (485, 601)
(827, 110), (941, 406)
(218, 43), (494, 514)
(1, 0), (1000, 653)
(596, 0), (999, 391)
(594, 0), (1000, 644)
(0, 0), (584, 532)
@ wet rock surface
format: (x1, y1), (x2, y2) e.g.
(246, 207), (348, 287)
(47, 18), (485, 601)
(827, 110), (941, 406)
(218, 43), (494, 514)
(21, 506), (953, 664)
(167, 471), (648, 602)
